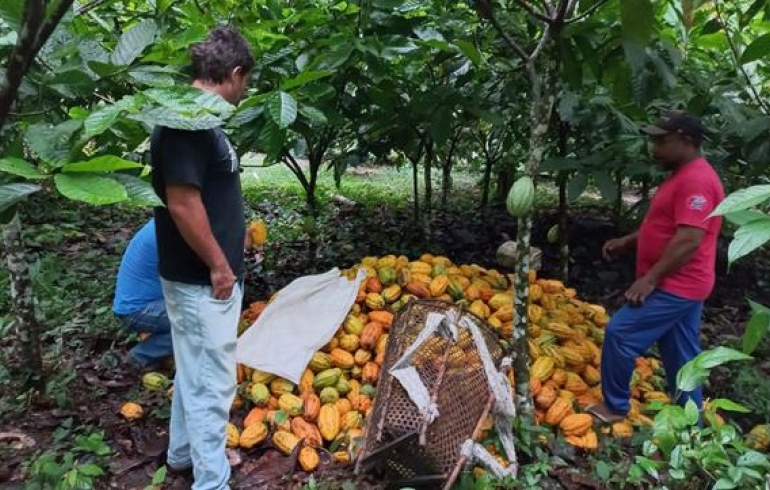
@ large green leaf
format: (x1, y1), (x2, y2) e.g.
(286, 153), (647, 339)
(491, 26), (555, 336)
(281, 70), (335, 91)
(0, 158), (46, 180)
(267, 92), (298, 129)
(568, 174), (588, 201)
(63, 156), (143, 173)
(742, 305), (770, 354)
(111, 20), (159, 66)
(0, 183), (42, 213)
(711, 185), (770, 216)
(454, 40), (483, 66)
(621, 0), (654, 44)
(298, 105), (328, 125)
(741, 33), (770, 65)
(84, 97), (136, 139)
(0, 0), (23, 31)
(728, 216), (770, 264)
(707, 398), (751, 413)
(54, 174), (128, 205)
(592, 172), (618, 203)
(258, 120), (287, 161)
(676, 347), (752, 393)
(112, 174), (163, 207)
(128, 107), (224, 131)
(725, 210), (767, 227)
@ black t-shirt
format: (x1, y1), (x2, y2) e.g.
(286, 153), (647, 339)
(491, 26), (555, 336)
(150, 126), (245, 285)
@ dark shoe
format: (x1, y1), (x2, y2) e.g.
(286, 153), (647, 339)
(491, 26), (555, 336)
(586, 403), (627, 423)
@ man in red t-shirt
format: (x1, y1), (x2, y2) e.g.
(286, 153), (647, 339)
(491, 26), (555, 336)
(588, 111), (724, 423)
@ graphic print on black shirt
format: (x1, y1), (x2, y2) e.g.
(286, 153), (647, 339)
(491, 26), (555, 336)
(150, 126), (245, 285)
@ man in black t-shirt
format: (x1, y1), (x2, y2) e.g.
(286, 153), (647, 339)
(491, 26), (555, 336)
(150, 27), (253, 490)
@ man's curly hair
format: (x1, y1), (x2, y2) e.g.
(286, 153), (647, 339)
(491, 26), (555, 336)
(190, 27), (255, 83)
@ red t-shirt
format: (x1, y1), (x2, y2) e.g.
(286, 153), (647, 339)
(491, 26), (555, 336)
(636, 157), (725, 301)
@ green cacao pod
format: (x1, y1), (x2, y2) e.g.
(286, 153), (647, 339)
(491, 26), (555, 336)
(320, 386), (340, 404)
(248, 383), (271, 406)
(313, 368), (342, 390)
(142, 372), (169, 391)
(377, 266), (397, 286)
(547, 224), (559, 244)
(506, 176), (535, 217)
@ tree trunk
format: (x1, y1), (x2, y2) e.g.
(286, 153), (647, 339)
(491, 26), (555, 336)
(411, 156), (420, 223)
(614, 170), (623, 226)
(511, 65), (556, 415)
(441, 133), (459, 208)
(423, 140), (434, 241)
(481, 156), (494, 208)
(2, 213), (44, 389)
(558, 173), (569, 283)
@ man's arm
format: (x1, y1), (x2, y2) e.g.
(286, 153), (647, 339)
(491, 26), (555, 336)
(624, 226), (704, 304)
(166, 184), (235, 299)
(603, 231), (639, 261)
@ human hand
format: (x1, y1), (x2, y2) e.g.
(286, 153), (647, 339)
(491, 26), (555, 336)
(625, 276), (656, 306)
(602, 237), (630, 261)
(211, 265), (236, 300)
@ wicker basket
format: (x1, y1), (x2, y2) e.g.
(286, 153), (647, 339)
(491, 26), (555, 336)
(355, 299), (506, 488)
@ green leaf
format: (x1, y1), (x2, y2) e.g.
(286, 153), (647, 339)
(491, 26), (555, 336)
(741, 33), (770, 65)
(684, 400), (700, 425)
(737, 450), (770, 468)
(568, 174), (588, 201)
(63, 156), (143, 173)
(85, 101), (131, 139)
(111, 20), (159, 66)
(712, 478), (737, 490)
(592, 172), (618, 203)
(128, 107), (224, 131)
(454, 40), (482, 66)
(677, 347), (752, 392)
(0, 183), (41, 213)
(621, 0), (654, 44)
(54, 174), (128, 205)
(153, 465), (168, 485)
(742, 309), (770, 354)
(0, 158), (46, 180)
(267, 92), (298, 128)
(711, 185), (770, 217)
(298, 105), (328, 125)
(595, 460), (610, 480)
(725, 210), (768, 227)
(259, 121), (287, 160)
(728, 217), (770, 264)
(707, 399), (751, 413)
(280, 70), (334, 91)
(112, 174), (163, 207)
(0, 0), (23, 31)
(77, 464), (104, 477)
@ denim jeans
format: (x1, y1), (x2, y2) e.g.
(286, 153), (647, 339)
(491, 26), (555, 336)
(161, 279), (242, 490)
(117, 299), (173, 366)
(601, 289), (703, 415)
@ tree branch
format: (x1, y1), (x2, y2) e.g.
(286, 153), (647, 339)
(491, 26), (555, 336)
(513, 0), (551, 23)
(483, 7), (529, 64)
(74, 0), (110, 15)
(565, 0), (609, 24)
(34, 0), (75, 52)
(713, 0), (770, 114)
(0, 1), (46, 133)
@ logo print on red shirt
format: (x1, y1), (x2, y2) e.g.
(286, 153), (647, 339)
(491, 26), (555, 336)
(687, 195), (707, 211)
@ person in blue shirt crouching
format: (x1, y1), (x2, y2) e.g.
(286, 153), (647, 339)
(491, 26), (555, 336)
(113, 218), (172, 369)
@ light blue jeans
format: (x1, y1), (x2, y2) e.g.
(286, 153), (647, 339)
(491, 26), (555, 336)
(161, 279), (243, 490)
(117, 299), (174, 366)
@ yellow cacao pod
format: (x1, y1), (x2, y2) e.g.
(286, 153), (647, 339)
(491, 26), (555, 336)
(354, 348), (372, 366)
(335, 398), (353, 417)
(382, 284), (401, 303)
(564, 373), (589, 395)
(248, 383), (271, 407)
(120, 402), (143, 421)
(409, 261), (433, 275)
(251, 369), (277, 385)
(339, 334), (360, 352)
(468, 300), (490, 319)
(278, 393), (303, 416)
(560, 414), (592, 437)
(343, 315), (365, 336)
(299, 369), (315, 395)
(240, 422), (268, 449)
(582, 365), (601, 386)
(333, 451), (351, 464)
(747, 424), (770, 450)
(375, 334), (389, 355)
(299, 446), (320, 472)
(319, 404), (341, 441)
(488, 293), (512, 311)
(226, 423), (240, 448)
(544, 397), (573, 426)
(612, 421), (634, 438)
(365, 293), (385, 310)
(272, 430), (300, 455)
(429, 276), (449, 297)
(309, 352), (333, 372)
(270, 378), (295, 397)
(531, 357), (555, 381)
(342, 411), (363, 431)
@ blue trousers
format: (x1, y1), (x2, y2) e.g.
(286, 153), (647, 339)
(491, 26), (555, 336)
(601, 290), (703, 415)
(117, 299), (174, 366)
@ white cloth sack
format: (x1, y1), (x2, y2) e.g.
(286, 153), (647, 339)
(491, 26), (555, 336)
(236, 267), (366, 384)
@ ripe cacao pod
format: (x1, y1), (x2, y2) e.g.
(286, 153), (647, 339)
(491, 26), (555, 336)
(612, 421), (634, 438)
(273, 430), (300, 455)
(564, 373), (589, 395)
(226, 423), (240, 448)
(544, 397), (573, 426)
(746, 424), (770, 451)
(365, 276), (383, 293)
(291, 417), (323, 448)
(302, 392), (321, 421)
(506, 176), (535, 217)
(354, 349), (372, 366)
(535, 384), (558, 410)
(299, 446), (320, 472)
(342, 411), (363, 431)
(335, 398), (353, 417)
(278, 393), (303, 416)
(368, 310), (394, 326)
(361, 322), (383, 350)
(405, 282), (431, 299)
(339, 334), (360, 352)
(331, 348), (355, 369)
(333, 451), (351, 464)
(560, 413), (592, 437)
(270, 378), (295, 397)
(582, 365), (601, 386)
(468, 300), (490, 319)
(120, 402), (144, 421)
(378, 266), (397, 286)
(488, 293), (511, 311)
(244, 407), (268, 427)
(240, 422), (268, 449)
(382, 284), (401, 303)
(319, 404), (341, 441)
(531, 357), (555, 381)
(251, 369), (277, 385)
(375, 334), (389, 355)
(409, 261), (433, 275)
(429, 276), (449, 297)
(362, 362), (380, 384)
(343, 315), (365, 336)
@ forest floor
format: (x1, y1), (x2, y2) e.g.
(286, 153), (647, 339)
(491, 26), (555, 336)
(1, 164), (769, 489)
